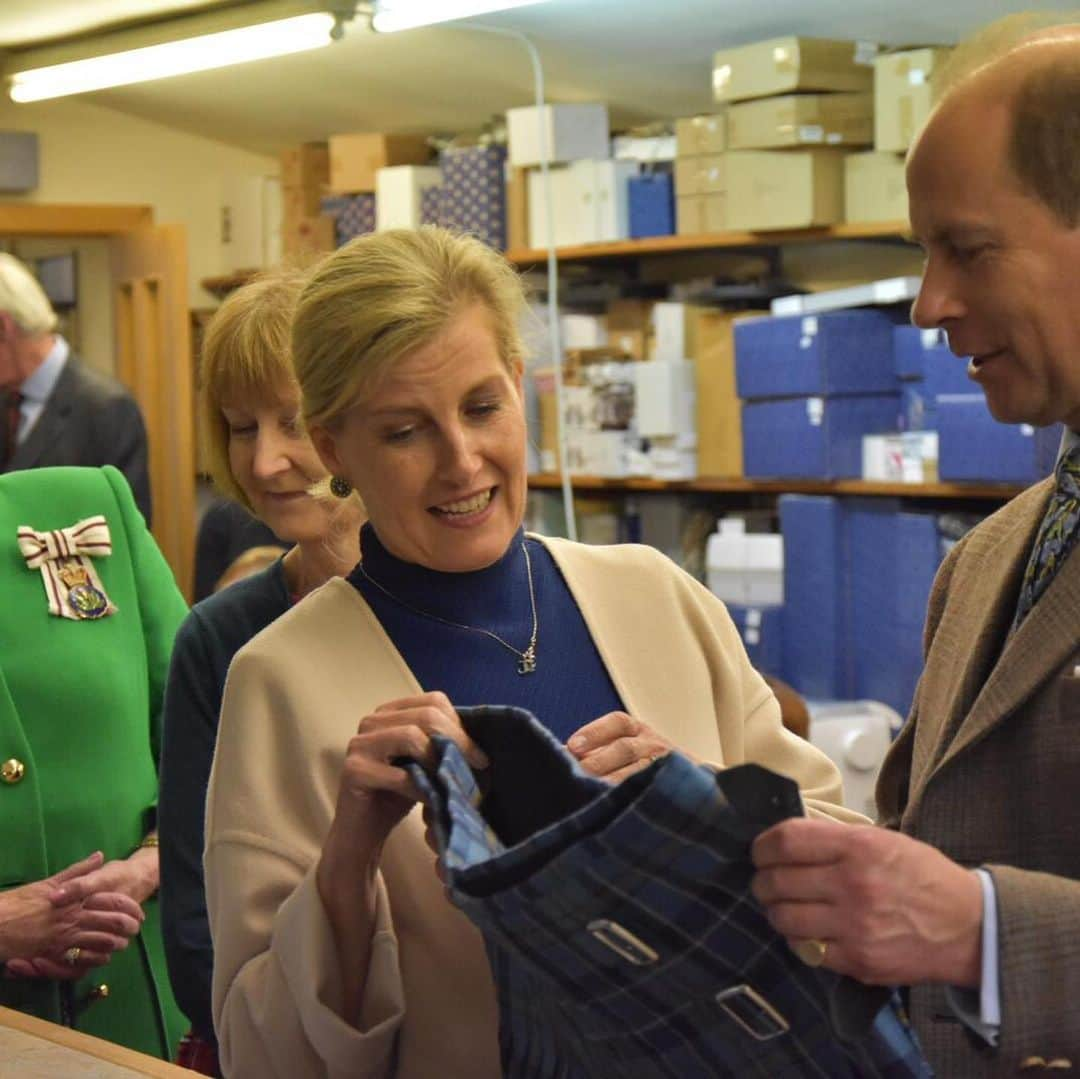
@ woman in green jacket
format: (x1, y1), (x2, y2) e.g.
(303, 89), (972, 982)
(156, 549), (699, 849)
(0, 463), (187, 1059)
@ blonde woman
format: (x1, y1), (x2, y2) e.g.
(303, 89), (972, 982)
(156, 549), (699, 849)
(204, 229), (864, 1079)
(158, 266), (363, 1075)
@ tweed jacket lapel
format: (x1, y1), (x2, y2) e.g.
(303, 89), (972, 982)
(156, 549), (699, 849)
(8, 362), (74, 471)
(916, 481), (1061, 790)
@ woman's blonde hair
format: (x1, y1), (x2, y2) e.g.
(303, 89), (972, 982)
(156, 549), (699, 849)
(292, 227), (528, 433)
(199, 264), (309, 510)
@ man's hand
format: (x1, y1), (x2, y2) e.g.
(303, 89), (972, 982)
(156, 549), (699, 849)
(751, 818), (984, 987)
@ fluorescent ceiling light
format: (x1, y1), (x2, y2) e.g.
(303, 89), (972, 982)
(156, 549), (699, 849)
(372, 0), (552, 33)
(9, 12), (337, 103)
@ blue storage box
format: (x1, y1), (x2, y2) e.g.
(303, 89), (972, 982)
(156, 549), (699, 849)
(726, 603), (784, 677)
(742, 394), (901, 479)
(848, 504), (941, 717)
(901, 382), (934, 432)
(937, 395), (1044, 484)
(320, 194), (375, 245)
(735, 310), (900, 400)
(779, 495), (852, 700)
(438, 144), (507, 250)
(420, 185), (441, 226)
(893, 326), (973, 395)
(628, 173), (674, 239)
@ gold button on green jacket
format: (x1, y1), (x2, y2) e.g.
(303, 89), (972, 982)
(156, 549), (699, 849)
(0, 464), (187, 1060)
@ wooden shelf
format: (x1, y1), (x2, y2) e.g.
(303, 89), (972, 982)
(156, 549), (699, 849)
(506, 221), (911, 266)
(199, 268), (260, 299)
(527, 474), (1022, 500)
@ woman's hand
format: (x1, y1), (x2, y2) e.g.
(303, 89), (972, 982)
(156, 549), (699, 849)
(322, 691), (489, 871)
(0, 852), (146, 976)
(315, 692), (486, 1027)
(567, 712), (685, 784)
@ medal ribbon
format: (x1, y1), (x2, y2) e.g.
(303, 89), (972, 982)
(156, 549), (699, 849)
(17, 515), (118, 620)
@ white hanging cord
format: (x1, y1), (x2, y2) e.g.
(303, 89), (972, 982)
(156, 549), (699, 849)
(465, 23), (577, 541)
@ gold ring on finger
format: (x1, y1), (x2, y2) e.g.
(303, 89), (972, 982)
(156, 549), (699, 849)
(63, 946), (81, 966)
(792, 938), (828, 967)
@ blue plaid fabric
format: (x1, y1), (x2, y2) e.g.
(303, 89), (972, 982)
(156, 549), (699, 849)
(404, 706), (933, 1079)
(437, 145), (508, 250)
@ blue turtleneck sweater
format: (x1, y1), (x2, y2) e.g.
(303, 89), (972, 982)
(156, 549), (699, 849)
(347, 525), (624, 744)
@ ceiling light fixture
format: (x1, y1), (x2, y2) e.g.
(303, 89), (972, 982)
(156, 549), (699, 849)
(371, 0), (552, 34)
(7, 2), (359, 103)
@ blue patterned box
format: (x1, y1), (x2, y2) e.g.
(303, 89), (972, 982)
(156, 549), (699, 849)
(319, 194), (375, 246)
(438, 145), (507, 250)
(628, 173), (674, 238)
(420, 185), (441, 227)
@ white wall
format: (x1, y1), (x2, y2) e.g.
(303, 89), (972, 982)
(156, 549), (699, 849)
(0, 95), (278, 310)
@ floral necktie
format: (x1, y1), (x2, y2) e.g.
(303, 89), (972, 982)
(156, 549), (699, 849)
(1014, 441), (1080, 628)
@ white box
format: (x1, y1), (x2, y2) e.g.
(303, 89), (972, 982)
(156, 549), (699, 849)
(771, 276), (921, 317)
(706, 518), (785, 606)
(648, 442), (698, 480)
(561, 313), (607, 349)
(527, 166), (579, 248)
(612, 134), (677, 162)
(507, 103), (610, 167)
(651, 302), (693, 361)
(862, 433), (905, 481)
(375, 165), (440, 231)
(634, 359), (696, 438)
(584, 430), (631, 478)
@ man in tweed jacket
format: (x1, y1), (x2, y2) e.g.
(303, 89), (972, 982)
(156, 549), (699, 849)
(751, 23), (1080, 1077)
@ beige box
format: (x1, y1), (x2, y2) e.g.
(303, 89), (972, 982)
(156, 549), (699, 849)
(675, 154), (725, 197)
(328, 133), (431, 194)
(713, 36), (875, 103)
(874, 47), (952, 151)
(725, 149), (846, 230)
(844, 151), (908, 223)
(692, 310), (743, 478)
(677, 194), (706, 236)
(727, 92), (873, 149)
(280, 142), (329, 189)
(703, 191), (726, 232)
(506, 166), (529, 251)
(675, 113), (728, 156)
(282, 183), (324, 223)
(282, 214), (335, 257)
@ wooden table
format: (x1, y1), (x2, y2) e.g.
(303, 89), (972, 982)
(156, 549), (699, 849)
(0, 1006), (190, 1077)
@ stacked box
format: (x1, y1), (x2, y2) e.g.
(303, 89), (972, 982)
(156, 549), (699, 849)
(627, 173), (674, 238)
(874, 48), (952, 152)
(375, 165), (441, 231)
(438, 144), (507, 249)
(779, 495), (852, 699)
(281, 142), (332, 256)
(937, 396), (1045, 484)
(319, 194), (376, 246)
(674, 112), (726, 236)
(845, 151), (907, 223)
(328, 133), (431, 193)
(726, 92), (873, 149)
(893, 325), (973, 431)
(727, 604), (785, 677)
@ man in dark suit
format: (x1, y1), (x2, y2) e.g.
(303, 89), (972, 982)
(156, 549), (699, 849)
(750, 23), (1080, 1077)
(0, 253), (152, 524)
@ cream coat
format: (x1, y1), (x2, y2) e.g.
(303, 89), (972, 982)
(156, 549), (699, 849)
(206, 538), (864, 1079)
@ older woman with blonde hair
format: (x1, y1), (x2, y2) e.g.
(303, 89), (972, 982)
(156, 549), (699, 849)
(204, 228), (864, 1079)
(158, 264), (363, 1075)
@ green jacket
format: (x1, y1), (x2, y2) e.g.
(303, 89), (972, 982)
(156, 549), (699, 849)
(0, 465), (187, 1059)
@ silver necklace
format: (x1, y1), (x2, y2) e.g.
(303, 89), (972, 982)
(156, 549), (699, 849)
(356, 541), (539, 675)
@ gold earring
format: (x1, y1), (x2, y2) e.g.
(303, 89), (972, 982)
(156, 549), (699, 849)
(329, 476), (352, 499)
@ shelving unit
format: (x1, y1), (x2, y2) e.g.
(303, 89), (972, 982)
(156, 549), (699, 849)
(505, 221), (911, 266)
(527, 474), (1022, 500)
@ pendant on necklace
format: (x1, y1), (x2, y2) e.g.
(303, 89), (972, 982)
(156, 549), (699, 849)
(518, 647), (537, 675)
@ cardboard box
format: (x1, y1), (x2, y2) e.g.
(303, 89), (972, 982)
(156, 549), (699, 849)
(328, 133), (431, 194)
(283, 183), (324, 223)
(675, 113), (728, 156)
(725, 149), (845, 230)
(703, 192), (726, 232)
(874, 47), (952, 152)
(735, 309), (899, 399)
(726, 92), (873, 149)
(742, 394), (901, 479)
(676, 194), (705, 236)
(713, 36), (876, 103)
(506, 103), (610, 167)
(674, 154), (725, 197)
(375, 165), (441, 231)
(844, 151), (908, 223)
(280, 142), (329, 189)
(506, 166), (529, 251)
(282, 214), (335, 257)
(693, 310), (743, 477)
